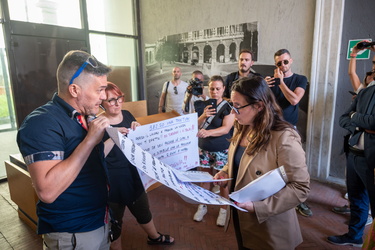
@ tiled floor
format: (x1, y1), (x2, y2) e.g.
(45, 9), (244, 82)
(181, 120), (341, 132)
(0, 179), (371, 249)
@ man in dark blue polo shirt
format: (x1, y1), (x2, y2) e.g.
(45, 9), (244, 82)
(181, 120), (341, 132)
(17, 50), (112, 249)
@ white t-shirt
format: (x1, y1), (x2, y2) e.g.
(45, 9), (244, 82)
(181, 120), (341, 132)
(162, 80), (188, 115)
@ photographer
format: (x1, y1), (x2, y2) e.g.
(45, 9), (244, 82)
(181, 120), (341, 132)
(182, 70), (208, 114)
(328, 40), (375, 247)
(348, 40), (375, 93)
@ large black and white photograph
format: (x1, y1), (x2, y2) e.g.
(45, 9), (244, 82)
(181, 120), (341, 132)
(144, 21), (309, 143)
(145, 22), (259, 115)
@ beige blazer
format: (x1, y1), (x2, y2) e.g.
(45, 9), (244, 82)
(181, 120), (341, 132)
(223, 128), (310, 250)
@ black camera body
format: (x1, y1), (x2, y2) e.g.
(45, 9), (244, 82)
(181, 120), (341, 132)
(356, 41), (375, 50)
(188, 78), (203, 96)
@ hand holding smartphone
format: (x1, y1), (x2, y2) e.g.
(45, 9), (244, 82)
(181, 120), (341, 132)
(205, 98), (217, 109)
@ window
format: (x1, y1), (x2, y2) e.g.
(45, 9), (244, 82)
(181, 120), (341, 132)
(8, 0), (82, 28)
(87, 0), (135, 35)
(90, 33), (138, 100)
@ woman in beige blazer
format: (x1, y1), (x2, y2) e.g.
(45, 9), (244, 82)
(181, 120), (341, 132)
(215, 76), (310, 250)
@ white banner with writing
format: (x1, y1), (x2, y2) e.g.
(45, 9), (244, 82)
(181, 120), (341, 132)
(106, 127), (244, 211)
(127, 113), (199, 188)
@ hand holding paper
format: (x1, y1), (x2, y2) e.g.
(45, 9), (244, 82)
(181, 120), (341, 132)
(213, 171), (230, 187)
(229, 166), (286, 203)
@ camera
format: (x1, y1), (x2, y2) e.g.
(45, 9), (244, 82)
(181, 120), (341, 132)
(356, 41), (375, 50)
(187, 78), (203, 96)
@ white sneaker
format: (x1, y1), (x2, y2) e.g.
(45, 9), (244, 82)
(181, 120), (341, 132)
(211, 185), (220, 194)
(193, 204), (207, 222)
(366, 215), (373, 226)
(216, 208), (227, 227)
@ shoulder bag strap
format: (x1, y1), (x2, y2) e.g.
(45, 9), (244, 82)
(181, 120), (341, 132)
(163, 81), (170, 109)
(202, 100), (227, 130)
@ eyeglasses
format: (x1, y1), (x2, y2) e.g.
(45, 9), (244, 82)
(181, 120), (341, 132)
(105, 95), (125, 106)
(276, 60), (289, 67)
(69, 56), (99, 85)
(173, 86), (178, 95)
(228, 102), (253, 114)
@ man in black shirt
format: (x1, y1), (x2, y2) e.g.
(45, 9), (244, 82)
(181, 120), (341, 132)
(265, 49), (310, 217)
(224, 49), (261, 99)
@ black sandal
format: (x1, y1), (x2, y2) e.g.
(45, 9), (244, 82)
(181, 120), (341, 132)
(147, 232), (174, 245)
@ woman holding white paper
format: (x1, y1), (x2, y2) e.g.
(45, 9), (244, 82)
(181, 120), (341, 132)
(102, 82), (174, 248)
(214, 76), (310, 250)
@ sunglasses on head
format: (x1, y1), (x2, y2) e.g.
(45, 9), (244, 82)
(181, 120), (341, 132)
(69, 56), (99, 85)
(276, 60), (289, 67)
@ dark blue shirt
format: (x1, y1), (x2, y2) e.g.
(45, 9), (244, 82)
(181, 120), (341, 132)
(17, 93), (108, 234)
(270, 73), (307, 126)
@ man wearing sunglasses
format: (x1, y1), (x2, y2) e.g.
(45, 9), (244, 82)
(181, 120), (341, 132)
(223, 49), (262, 99)
(265, 49), (309, 217)
(17, 50), (113, 249)
(158, 67), (188, 115)
(266, 49), (307, 127)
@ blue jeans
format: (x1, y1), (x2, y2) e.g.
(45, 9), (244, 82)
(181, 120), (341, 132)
(346, 151), (374, 240)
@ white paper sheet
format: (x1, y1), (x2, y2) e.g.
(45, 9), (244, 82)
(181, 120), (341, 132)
(229, 166), (286, 203)
(172, 170), (232, 183)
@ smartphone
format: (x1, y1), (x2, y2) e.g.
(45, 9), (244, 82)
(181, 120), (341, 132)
(348, 90), (357, 96)
(273, 77), (280, 86)
(206, 98), (217, 109)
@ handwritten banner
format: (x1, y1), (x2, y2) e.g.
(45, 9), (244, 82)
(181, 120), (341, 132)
(127, 113), (199, 188)
(128, 113), (199, 170)
(106, 127), (244, 211)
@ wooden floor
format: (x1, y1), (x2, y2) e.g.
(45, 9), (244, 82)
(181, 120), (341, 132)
(0, 179), (371, 250)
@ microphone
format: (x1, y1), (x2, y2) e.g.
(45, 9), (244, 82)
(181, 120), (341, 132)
(87, 115), (97, 123)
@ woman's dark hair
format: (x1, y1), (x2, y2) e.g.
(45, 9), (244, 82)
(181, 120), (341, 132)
(231, 76), (293, 155)
(209, 75), (224, 85)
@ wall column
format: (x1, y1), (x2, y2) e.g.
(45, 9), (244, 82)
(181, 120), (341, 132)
(306, 0), (345, 182)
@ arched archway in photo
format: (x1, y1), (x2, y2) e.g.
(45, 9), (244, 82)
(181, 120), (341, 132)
(216, 44), (225, 63)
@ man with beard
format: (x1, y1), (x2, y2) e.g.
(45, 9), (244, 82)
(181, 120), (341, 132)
(223, 49), (261, 99)
(158, 67), (188, 115)
(265, 48), (309, 217)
